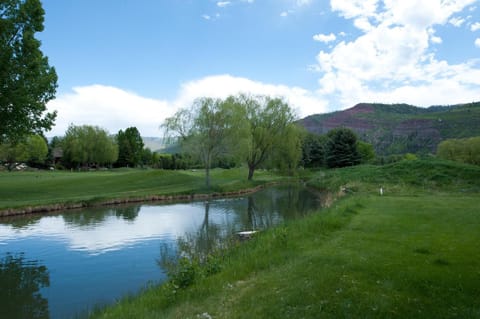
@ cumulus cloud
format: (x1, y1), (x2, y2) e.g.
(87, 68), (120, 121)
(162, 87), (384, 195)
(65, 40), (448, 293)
(174, 75), (328, 118)
(46, 76), (328, 137)
(475, 38), (480, 47)
(314, 0), (480, 110)
(47, 85), (171, 137)
(471, 22), (480, 31)
(313, 33), (336, 43)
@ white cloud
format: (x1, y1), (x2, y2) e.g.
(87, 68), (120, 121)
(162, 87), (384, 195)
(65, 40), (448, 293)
(431, 35), (443, 44)
(202, 14), (211, 20)
(175, 75), (328, 118)
(46, 76), (328, 137)
(296, 0), (312, 6)
(313, 32), (336, 43)
(280, 11), (289, 17)
(449, 16), (465, 27)
(428, 27), (442, 44)
(471, 22), (480, 31)
(217, 1), (231, 8)
(313, 0), (480, 110)
(330, 0), (379, 19)
(47, 85), (171, 137)
(475, 38), (480, 47)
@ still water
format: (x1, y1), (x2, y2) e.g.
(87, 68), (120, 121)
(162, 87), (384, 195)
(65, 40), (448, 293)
(0, 185), (323, 319)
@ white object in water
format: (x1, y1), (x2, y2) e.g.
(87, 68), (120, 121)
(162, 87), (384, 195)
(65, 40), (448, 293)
(237, 230), (258, 239)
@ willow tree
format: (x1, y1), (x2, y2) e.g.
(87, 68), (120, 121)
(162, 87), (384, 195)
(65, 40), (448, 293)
(232, 95), (299, 180)
(162, 97), (247, 188)
(61, 125), (118, 168)
(0, 0), (58, 143)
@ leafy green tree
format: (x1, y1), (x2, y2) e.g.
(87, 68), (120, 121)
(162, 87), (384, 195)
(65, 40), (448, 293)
(163, 97), (246, 187)
(140, 147), (154, 167)
(326, 128), (361, 168)
(0, 0), (58, 143)
(22, 135), (48, 165)
(233, 95), (298, 180)
(357, 140), (375, 164)
(0, 134), (47, 168)
(437, 137), (480, 165)
(61, 125), (118, 168)
(116, 127), (144, 167)
(269, 123), (304, 174)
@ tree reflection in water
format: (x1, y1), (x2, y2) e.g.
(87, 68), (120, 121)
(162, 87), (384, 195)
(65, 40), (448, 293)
(0, 253), (50, 319)
(159, 185), (324, 280)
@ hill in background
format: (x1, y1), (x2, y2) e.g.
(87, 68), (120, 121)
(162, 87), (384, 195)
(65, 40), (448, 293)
(142, 137), (180, 153)
(300, 101), (480, 155)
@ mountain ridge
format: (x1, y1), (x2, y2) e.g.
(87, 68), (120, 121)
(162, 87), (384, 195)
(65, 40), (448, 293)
(300, 101), (480, 155)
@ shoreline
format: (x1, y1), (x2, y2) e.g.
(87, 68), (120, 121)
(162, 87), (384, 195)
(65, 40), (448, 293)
(0, 183), (281, 218)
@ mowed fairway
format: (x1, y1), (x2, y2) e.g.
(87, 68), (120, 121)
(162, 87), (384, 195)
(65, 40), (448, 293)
(0, 168), (282, 210)
(250, 195), (480, 318)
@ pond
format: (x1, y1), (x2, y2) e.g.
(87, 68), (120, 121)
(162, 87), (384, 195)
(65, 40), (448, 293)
(0, 185), (324, 319)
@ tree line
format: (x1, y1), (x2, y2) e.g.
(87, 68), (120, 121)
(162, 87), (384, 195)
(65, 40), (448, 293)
(437, 137), (480, 165)
(0, 92), (375, 182)
(0, 1), (373, 177)
(162, 94), (375, 186)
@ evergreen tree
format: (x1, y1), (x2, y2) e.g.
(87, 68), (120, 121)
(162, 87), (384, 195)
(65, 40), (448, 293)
(116, 127), (144, 167)
(326, 128), (361, 168)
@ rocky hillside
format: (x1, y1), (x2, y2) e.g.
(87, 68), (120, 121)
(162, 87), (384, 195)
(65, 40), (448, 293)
(300, 102), (480, 155)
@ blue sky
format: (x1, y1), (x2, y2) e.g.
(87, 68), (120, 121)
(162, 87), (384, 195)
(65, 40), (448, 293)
(40, 0), (480, 136)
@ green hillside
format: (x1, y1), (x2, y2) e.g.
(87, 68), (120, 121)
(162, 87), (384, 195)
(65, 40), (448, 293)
(300, 101), (480, 155)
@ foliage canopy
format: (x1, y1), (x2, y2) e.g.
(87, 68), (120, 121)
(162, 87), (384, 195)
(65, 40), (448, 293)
(326, 128), (361, 168)
(116, 127), (144, 167)
(0, 0), (58, 143)
(61, 125), (118, 168)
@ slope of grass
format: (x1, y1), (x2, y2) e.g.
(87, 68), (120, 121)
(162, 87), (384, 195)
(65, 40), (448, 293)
(91, 160), (480, 318)
(307, 158), (480, 194)
(0, 168), (284, 210)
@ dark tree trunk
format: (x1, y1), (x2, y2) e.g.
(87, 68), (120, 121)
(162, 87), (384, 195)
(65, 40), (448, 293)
(247, 164), (255, 181)
(206, 166), (211, 189)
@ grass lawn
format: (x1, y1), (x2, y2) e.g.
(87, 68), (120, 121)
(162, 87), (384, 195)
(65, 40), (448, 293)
(0, 168), (285, 210)
(92, 160), (480, 318)
(1, 160), (478, 317)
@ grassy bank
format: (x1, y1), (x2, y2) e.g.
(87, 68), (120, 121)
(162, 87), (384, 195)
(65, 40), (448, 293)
(91, 159), (480, 318)
(0, 168), (285, 212)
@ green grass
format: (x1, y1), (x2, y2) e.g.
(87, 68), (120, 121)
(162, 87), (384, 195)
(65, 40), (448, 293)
(306, 158), (480, 194)
(91, 159), (480, 318)
(92, 194), (480, 319)
(0, 168), (285, 210)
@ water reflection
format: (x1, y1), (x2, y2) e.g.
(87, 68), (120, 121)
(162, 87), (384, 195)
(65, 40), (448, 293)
(0, 184), (323, 318)
(0, 253), (50, 319)
(164, 185), (323, 263)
